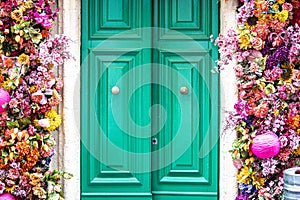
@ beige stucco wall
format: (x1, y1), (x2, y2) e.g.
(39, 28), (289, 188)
(57, 1), (238, 199)
(220, 1), (239, 199)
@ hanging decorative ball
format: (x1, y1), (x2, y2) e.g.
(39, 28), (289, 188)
(250, 132), (281, 159)
(0, 88), (10, 113)
(0, 193), (15, 200)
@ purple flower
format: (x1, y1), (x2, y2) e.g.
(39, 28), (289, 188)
(273, 46), (289, 63)
(235, 194), (250, 200)
(261, 45), (271, 56)
(266, 56), (279, 69)
(234, 99), (249, 119)
(239, 184), (257, 194)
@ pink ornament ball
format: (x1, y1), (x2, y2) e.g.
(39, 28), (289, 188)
(250, 132), (281, 159)
(0, 88), (10, 113)
(0, 193), (15, 200)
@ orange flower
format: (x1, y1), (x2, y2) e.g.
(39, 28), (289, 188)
(4, 58), (13, 68)
(16, 140), (30, 159)
(0, 75), (4, 83)
(257, 1), (269, 12)
(287, 115), (300, 129)
(21, 148), (39, 172)
(41, 30), (49, 38)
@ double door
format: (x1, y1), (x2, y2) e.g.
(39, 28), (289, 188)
(81, 0), (219, 199)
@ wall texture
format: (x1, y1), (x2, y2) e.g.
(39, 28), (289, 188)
(219, 1), (239, 199)
(58, 1), (238, 199)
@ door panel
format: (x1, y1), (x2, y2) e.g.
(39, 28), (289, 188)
(81, 0), (152, 199)
(89, 0), (143, 38)
(151, 0), (219, 199)
(155, 0), (211, 39)
(151, 51), (218, 200)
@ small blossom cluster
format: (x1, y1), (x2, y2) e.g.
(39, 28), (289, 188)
(215, 0), (300, 199)
(0, 0), (72, 199)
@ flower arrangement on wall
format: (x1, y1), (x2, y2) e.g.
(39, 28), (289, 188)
(213, 0), (300, 199)
(0, 0), (72, 199)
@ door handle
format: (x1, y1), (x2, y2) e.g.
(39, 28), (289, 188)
(111, 86), (120, 95)
(180, 87), (188, 95)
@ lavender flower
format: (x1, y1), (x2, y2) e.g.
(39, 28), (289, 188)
(261, 158), (278, 176)
(13, 186), (26, 198)
(235, 194), (250, 200)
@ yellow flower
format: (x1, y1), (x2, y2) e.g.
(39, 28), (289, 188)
(30, 173), (41, 186)
(293, 145), (300, 156)
(30, 86), (38, 93)
(237, 166), (252, 184)
(237, 166), (265, 188)
(245, 157), (255, 165)
(272, 3), (279, 10)
(274, 109), (280, 116)
(275, 10), (289, 22)
(256, 79), (266, 90)
(11, 9), (23, 22)
(25, 0), (34, 9)
(239, 34), (252, 49)
(277, 0), (285, 4)
(18, 53), (30, 65)
(5, 186), (15, 193)
(44, 109), (61, 131)
(252, 175), (265, 189)
(264, 83), (276, 94)
(30, 30), (43, 44)
(33, 185), (46, 199)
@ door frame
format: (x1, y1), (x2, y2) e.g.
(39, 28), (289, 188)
(57, 0), (239, 199)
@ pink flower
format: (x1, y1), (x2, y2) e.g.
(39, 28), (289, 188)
(252, 37), (265, 50)
(9, 99), (18, 108)
(31, 91), (47, 105)
(7, 168), (19, 180)
(55, 77), (64, 91)
(253, 103), (269, 118)
(0, 193), (15, 200)
(38, 119), (50, 128)
(282, 3), (293, 11)
(233, 159), (243, 169)
(234, 64), (244, 77)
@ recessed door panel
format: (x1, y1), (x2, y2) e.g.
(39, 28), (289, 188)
(151, 51), (218, 200)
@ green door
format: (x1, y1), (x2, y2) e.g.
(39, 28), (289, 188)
(81, 0), (219, 200)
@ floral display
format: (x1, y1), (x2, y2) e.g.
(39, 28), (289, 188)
(0, 0), (72, 199)
(213, 0), (300, 199)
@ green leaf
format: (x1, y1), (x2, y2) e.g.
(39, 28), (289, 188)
(47, 193), (60, 200)
(2, 150), (8, 157)
(7, 121), (19, 129)
(63, 172), (73, 180)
